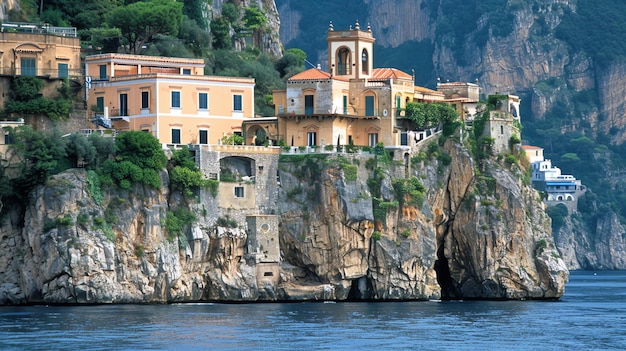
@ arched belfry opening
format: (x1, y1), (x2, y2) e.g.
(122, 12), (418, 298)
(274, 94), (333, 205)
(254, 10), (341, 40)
(336, 47), (352, 76)
(361, 48), (369, 75)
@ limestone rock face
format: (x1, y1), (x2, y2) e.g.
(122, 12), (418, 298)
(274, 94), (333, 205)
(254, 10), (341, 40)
(554, 210), (626, 270)
(278, 154), (440, 301)
(0, 140), (568, 304)
(437, 142), (568, 299)
(211, 0), (282, 57)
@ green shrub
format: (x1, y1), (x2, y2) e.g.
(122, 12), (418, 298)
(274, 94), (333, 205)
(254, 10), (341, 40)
(57, 214), (74, 227)
(135, 244), (145, 257)
(372, 231), (382, 241)
(400, 229), (411, 238)
(77, 212), (90, 229)
(103, 227), (116, 242)
(165, 207), (197, 241)
(216, 215), (238, 228)
(536, 239), (548, 252)
(86, 170), (104, 205)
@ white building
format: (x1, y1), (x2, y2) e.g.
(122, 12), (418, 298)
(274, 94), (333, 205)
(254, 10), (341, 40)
(521, 145), (586, 204)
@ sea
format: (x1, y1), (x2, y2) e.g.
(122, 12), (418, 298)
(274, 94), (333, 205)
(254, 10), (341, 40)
(0, 270), (624, 350)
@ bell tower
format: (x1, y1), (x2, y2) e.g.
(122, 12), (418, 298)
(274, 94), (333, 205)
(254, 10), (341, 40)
(327, 21), (375, 80)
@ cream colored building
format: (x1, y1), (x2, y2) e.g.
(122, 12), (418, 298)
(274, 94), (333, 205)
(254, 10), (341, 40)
(437, 81), (481, 122)
(273, 22), (444, 148)
(84, 53), (255, 145)
(0, 22), (82, 107)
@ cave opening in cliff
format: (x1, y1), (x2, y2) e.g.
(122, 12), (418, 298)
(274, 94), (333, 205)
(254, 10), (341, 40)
(347, 276), (374, 300)
(434, 244), (457, 300)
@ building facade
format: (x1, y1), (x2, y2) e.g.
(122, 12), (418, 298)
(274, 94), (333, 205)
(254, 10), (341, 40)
(437, 81), (481, 122)
(84, 54), (255, 145)
(272, 22), (444, 148)
(522, 145), (586, 208)
(0, 22), (82, 107)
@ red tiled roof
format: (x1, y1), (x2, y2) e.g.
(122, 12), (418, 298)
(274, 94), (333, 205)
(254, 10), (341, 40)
(521, 145), (542, 150)
(288, 68), (331, 81)
(371, 68), (413, 80)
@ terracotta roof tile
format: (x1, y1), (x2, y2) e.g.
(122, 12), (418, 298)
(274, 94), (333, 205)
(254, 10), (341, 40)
(521, 145), (542, 150)
(371, 68), (413, 80)
(288, 68), (331, 81)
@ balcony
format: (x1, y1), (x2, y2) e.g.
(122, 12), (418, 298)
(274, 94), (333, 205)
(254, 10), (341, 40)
(0, 66), (84, 80)
(278, 106), (402, 119)
(1, 22), (78, 37)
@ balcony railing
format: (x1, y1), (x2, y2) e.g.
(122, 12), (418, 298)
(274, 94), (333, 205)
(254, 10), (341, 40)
(0, 66), (84, 80)
(1, 22), (77, 37)
(278, 106), (403, 118)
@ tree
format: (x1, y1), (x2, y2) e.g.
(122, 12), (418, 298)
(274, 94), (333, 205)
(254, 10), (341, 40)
(115, 131), (167, 171)
(210, 16), (231, 50)
(105, 0), (183, 54)
(8, 126), (68, 197)
(5, 77), (72, 121)
(98, 131), (166, 189)
(405, 102), (457, 130)
(275, 48), (306, 78)
(65, 133), (97, 168)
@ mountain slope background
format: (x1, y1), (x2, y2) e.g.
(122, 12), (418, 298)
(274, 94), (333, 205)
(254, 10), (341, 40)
(277, 0), (626, 269)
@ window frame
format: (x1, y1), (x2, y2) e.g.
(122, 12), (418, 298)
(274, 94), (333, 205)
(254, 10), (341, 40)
(234, 186), (245, 198)
(199, 92), (208, 110)
(171, 91), (181, 109)
(171, 128), (181, 144)
(233, 94), (243, 111)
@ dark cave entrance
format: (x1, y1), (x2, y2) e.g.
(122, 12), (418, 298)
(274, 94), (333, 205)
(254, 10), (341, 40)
(347, 276), (375, 300)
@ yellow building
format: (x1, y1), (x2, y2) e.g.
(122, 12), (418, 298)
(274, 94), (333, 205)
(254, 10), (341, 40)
(84, 53), (256, 145)
(273, 22), (443, 148)
(0, 22), (82, 107)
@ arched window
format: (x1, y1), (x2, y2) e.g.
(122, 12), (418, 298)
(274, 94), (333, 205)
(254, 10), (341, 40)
(361, 49), (369, 75)
(337, 47), (351, 75)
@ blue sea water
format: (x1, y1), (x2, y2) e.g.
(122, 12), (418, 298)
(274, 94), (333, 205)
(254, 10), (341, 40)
(0, 270), (624, 350)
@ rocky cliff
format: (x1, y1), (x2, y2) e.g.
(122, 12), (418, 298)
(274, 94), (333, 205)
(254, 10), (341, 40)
(0, 136), (568, 304)
(211, 0), (282, 57)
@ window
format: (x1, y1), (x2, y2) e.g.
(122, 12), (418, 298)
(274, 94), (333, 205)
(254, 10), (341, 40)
(96, 97), (104, 113)
(234, 186), (245, 198)
(396, 96), (401, 116)
(171, 91), (181, 108)
(343, 95), (348, 114)
(4, 132), (13, 145)
(119, 93), (128, 116)
(199, 130), (208, 144)
(305, 95), (314, 114)
(199, 92), (208, 110)
(233, 94), (242, 111)
(368, 133), (378, 147)
(141, 91), (149, 109)
(171, 129), (181, 144)
(307, 131), (317, 146)
(365, 96), (375, 116)
(501, 125), (504, 134)
(400, 132), (408, 146)
(183, 69), (191, 75)
(58, 63), (68, 78)
(21, 58), (36, 76)
(99, 65), (107, 80)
